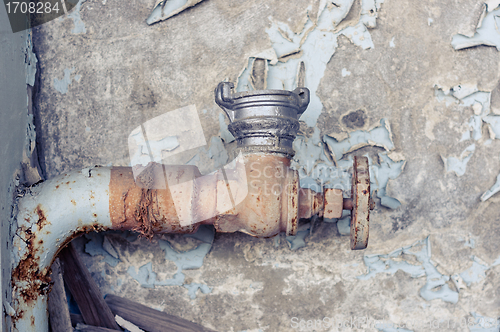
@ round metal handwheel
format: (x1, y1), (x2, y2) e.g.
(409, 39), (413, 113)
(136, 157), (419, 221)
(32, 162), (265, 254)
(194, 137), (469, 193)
(350, 156), (371, 250)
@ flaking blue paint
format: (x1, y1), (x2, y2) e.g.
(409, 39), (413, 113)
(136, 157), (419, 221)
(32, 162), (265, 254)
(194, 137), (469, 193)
(67, 0), (87, 34)
(25, 32), (37, 87)
(84, 232), (120, 267)
(285, 223), (311, 250)
(452, 6), (500, 51)
(434, 85), (500, 178)
(335, 211), (351, 235)
(460, 256), (489, 287)
(236, 0), (385, 127)
(127, 226), (214, 298)
(127, 262), (159, 289)
(292, 120), (403, 211)
(129, 132), (179, 166)
(323, 119), (394, 162)
(389, 37), (395, 48)
(341, 68), (351, 77)
(372, 153), (405, 209)
(149, 0), (188, 24)
(358, 237), (459, 304)
(442, 144), (476, 177)
(236, 58), (255, 92)
(146, 0), (204, 25)
(482, 173), (500, 201)
(53, 68), (80, 94)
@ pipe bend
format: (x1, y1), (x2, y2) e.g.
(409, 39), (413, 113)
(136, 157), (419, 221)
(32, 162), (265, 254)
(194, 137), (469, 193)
(11, 157), (317, 330)
(12, 166), (112, 331)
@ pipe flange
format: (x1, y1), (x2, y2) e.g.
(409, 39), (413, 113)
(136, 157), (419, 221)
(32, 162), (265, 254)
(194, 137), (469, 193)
(350, 156), (371, 250)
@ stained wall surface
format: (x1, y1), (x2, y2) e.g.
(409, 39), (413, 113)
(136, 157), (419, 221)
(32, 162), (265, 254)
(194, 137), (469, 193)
(32, 0), (500, 331)
(0, 6), (29, 331)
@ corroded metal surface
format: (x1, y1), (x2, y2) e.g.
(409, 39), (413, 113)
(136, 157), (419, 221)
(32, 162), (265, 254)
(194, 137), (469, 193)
(350, 156), (371, 250)
(323, 188), (343, 219)
(298, 188), (324, 219)
(109, 164), (200, 236)
(12, 167), (113, 331)
(12, 149), (371, 330)
(215, 153), (298, 237)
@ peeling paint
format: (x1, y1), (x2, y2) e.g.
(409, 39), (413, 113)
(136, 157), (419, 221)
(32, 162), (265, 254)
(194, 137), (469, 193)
(460, 256), (489, 287)
(442, 144), (476, 177)
(434, 85), (500, 182)
(207, 136), (228, 169)
(147, 0), (205, 25)
(358, 237), (459, 304)
(341, 68), (351, 77)
(66, 0), (87, 34)
(84, 233), (120, 267)
(285, 222), (311, 250)
(128, 105), (207, 173)
(3, 301), (15, 317)
(481, 173), (500, 201)
(236, 0), (385, 127)
(126, 226), (214, 299)
(291, 120), (403, 211)
(371, 153), (405, 209)
(389, 37), (395, 48)
(452, 5), (500, 51)
(335, 211), (351, 235)
(25, 32), (37, 87)
(53, 68), (80, 94)
(323, 118), (394, 162)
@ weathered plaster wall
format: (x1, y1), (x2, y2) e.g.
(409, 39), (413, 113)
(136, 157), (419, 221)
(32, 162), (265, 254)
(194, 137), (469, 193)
(0, 7), (29, 331)
(31, 0), (500, 331)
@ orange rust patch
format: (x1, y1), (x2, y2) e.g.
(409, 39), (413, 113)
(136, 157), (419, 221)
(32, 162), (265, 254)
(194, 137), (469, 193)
(55, 185), (59, 189)
(71, 199), (76, 206)
(35, 204), (50, 230)
(109, 164), (192, 238)
(11, 226), (52, 307)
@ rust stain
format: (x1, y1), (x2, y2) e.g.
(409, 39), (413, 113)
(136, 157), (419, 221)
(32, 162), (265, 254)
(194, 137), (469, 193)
(55, 185), (59, 189)
(109, 164), (195, 238)
(35, 204), (50, 230)
(11, 225), (52, 309)
(71, 199), (76, 206)
(31, 316), (35, 325)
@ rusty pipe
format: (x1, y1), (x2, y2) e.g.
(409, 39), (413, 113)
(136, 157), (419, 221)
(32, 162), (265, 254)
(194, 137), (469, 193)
(10, 83), (372, 331)
(10, 82), (315, 331)
(11, 153), (323, 330)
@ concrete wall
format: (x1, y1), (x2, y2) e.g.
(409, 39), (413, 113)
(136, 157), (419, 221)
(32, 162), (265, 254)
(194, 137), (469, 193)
(27, 0), (500, 331)
(0, 6), (28, 332)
